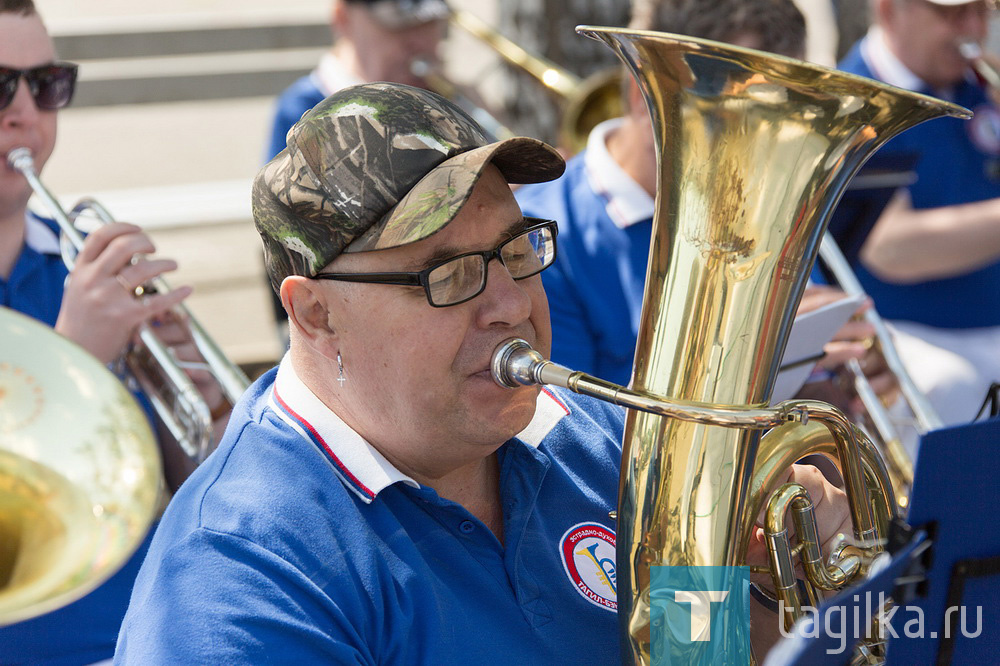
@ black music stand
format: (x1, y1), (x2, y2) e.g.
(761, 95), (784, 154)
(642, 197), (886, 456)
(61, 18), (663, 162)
(765, 416), (1000, 665)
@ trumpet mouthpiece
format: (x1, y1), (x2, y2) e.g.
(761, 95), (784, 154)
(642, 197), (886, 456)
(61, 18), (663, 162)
(6, 147), (34, 172)
(958, 39), (983, 61)
(411, 58), (432, 78)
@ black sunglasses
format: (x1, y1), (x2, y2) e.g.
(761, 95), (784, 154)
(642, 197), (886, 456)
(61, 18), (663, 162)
(312, 218), (558, 307)
(0, 62), (78, 112)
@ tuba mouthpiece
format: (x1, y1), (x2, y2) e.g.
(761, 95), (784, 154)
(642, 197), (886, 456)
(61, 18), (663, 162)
(491, 338), (546, 388)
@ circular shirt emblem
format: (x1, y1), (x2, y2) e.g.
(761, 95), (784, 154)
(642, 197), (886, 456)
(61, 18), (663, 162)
(968, 104), (1000, 156)
(560, 522), (617, 611)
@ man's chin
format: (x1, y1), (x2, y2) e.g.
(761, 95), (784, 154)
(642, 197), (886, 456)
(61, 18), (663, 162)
(465, 378), (539, 437)
(495, 385), (541, 435)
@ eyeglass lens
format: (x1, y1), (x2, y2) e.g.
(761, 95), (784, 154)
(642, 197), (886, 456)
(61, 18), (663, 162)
(425, 225), (555, 306)
(0, 64), (78, 111)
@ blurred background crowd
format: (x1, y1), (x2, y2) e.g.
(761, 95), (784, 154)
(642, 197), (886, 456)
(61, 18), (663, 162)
(35, 0), (997, 378)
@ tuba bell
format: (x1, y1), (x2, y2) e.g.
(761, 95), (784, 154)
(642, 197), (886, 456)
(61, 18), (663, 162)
(0, 307), (161, 626)
(493, 27), (967, 663)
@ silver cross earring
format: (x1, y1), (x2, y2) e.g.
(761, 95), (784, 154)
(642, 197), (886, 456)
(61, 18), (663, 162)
(337, 352), (347, 387)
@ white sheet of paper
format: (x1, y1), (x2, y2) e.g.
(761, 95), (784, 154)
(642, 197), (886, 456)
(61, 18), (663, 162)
(771, 293), (866, 404)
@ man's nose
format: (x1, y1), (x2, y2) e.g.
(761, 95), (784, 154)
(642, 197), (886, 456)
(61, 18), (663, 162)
(475, 259), (533, 328)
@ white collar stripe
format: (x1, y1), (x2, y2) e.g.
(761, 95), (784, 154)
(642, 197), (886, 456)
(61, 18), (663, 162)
(271, 388), (377, 502)
(515, 388), (570, 448)
(271, 357), (419, 502)
(24, 213), (60, 255)
(864, 28), (934, 93)
(583, 118), (655, 229)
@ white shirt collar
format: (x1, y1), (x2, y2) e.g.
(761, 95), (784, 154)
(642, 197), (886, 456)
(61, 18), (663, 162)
(863, 27), (946, 95)
(583, 118), (655, 229)
(24, 212), (60, 256)
(269, 354), (570, 503)
(313, 51), (364, 97)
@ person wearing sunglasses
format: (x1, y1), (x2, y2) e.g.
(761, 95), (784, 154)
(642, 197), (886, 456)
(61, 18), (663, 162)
(114, 82), (855, 664)
(0, 2), (229, 663)
(0, 0), (196, 371)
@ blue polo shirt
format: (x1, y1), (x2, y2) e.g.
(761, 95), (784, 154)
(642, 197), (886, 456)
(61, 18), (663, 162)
(836, 37), (1000, 328)
(0, 213), (155, 665)
(265, 53), (363, 161)
(266, 74), (326, 160)
(1, 213), (68, 326)
(516, 120), (653, 386)
(115, 358), (625, 664)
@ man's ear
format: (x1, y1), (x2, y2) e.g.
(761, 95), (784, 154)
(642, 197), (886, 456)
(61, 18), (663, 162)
(331, 0), (349, 35)
(282, 277), (339, 346)
(875, 0), (895, 30)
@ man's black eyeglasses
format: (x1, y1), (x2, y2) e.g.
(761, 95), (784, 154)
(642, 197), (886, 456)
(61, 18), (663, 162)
(0, 63), (78, 112)
(312, 218), (558, 307)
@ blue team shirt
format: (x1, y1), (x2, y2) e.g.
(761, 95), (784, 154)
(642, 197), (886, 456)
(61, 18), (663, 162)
(1, 214), (68, 326)
(266, 74), (326, 160)
(115, 359), (625, 664)
(837, 41), (1000, 328)
(516, 152), (652, 386)
(0, 214), (155, 665)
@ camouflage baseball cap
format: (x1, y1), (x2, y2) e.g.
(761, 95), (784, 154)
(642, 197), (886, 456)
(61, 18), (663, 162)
(253, 82), (565, 292)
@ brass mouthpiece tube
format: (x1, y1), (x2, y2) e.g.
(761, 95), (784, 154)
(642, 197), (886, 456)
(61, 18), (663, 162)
(959, 39), (1000, 91)
(492, 338), (801, 430)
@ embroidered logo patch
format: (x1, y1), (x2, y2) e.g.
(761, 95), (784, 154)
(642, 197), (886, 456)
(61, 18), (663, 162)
(559, 522), (617, 611)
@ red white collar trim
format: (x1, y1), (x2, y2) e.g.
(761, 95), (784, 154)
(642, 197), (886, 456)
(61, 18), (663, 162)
(269, 355), (570, 503)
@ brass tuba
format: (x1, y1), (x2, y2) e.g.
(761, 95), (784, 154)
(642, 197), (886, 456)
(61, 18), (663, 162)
(492, 27), (967, 663)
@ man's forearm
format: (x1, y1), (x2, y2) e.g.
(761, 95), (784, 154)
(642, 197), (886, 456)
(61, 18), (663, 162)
(860, 192), (1000, 283)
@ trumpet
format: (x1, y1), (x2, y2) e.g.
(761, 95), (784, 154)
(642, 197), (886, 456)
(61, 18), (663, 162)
(7, 147), (250, 466)
(818, 234), (942, 503)
(958, 39), (1000, 94)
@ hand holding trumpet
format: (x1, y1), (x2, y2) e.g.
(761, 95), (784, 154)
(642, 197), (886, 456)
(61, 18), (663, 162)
(54, 221), (191, 364)
(795, 285), (900, 416)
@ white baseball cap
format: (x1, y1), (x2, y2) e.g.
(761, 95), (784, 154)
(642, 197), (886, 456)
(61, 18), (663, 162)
(923, 0), (990, 5)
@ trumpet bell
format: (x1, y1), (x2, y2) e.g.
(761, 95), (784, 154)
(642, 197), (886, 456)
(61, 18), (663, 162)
(0, 307), (161, 626)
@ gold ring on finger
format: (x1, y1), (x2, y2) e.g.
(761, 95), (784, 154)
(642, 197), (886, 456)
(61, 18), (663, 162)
(116, 274), (143, 298)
